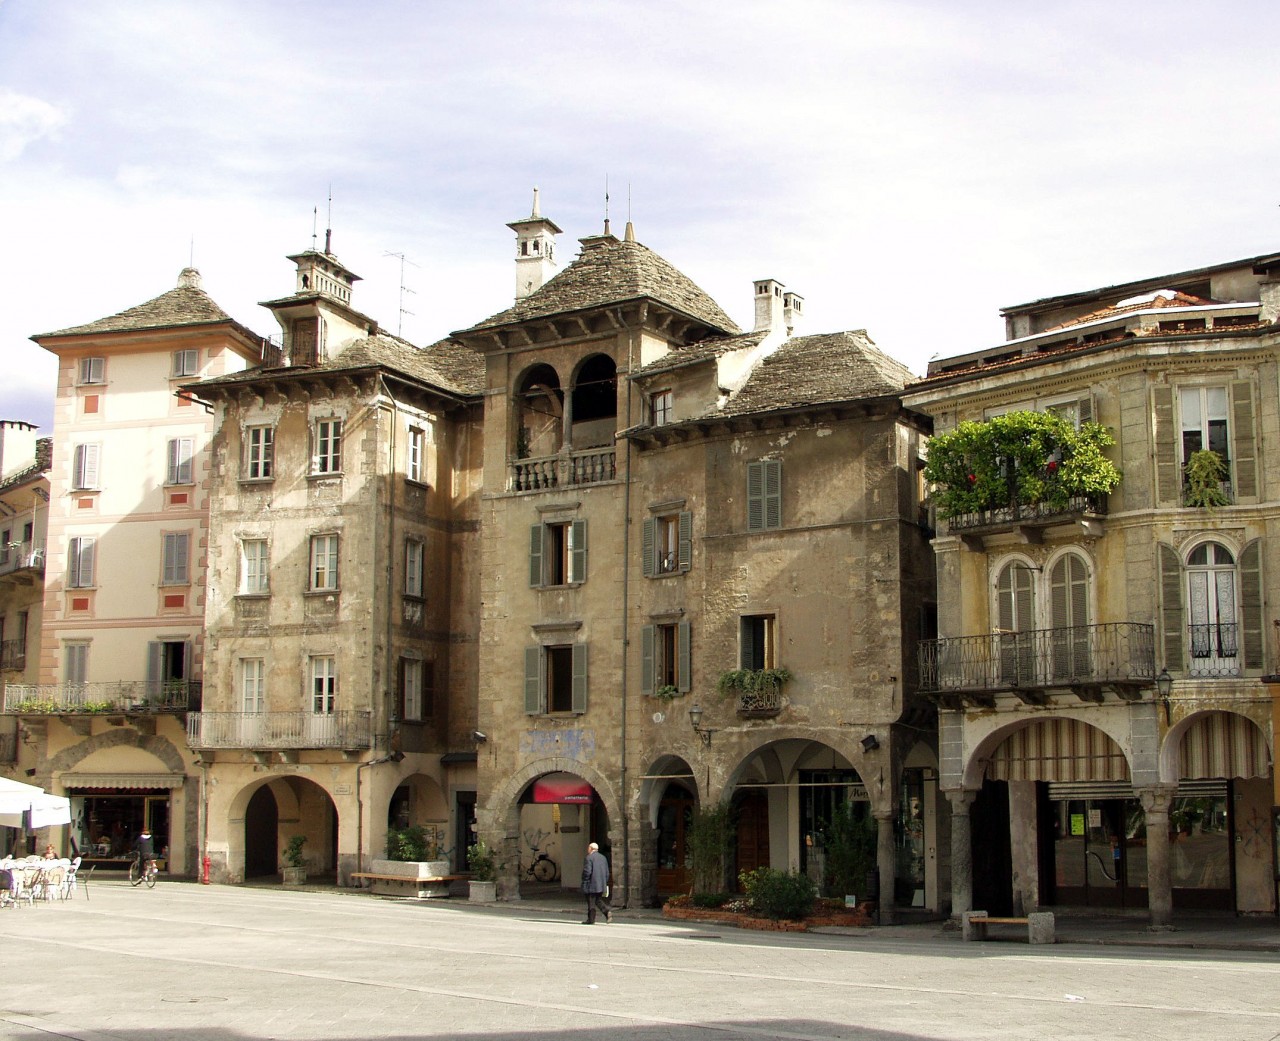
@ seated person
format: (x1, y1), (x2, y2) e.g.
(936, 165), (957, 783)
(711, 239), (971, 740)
(43, 844), (57, 860)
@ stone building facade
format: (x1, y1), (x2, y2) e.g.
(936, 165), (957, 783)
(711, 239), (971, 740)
(904, 253), (1280, 924)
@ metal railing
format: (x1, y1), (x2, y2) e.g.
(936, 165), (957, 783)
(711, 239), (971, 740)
(512, 447), (617, 492)
(945, 494), (1106, 534)
(0, 639), (26, 671)
(1186, 622), (1240, 677)
(3, 680), (202, 713)
(0, 542), (45, 579)
(736, 686), (784, 718)
(186, 710), (373, 750)
(918, 622), (1156, 695)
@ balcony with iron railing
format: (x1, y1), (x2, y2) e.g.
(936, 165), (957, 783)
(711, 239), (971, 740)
(511, 447), (617, 492)
(944, 494), (1106, 548)
(918, 622), (1156, 705)
(1186, 622), (1240, 678)
(186, 710), (373, 750)
(0, 541), (45, 582)
(2, 680), (202, 714)
(0, 639), (26, 671)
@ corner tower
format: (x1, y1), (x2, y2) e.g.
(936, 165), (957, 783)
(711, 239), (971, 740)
(507, 188), (562, 301)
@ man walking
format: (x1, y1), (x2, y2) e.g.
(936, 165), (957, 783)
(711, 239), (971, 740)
(581, 841), (611, 924)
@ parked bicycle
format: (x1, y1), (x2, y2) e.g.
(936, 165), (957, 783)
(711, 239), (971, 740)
(128, 853), (158, 889)
(523, 847), (558, 883)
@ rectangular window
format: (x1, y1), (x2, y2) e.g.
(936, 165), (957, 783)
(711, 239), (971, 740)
(240, 539), (269, 594)
(310, 655), (336, 714)
(642, 512), (692, 576)
(651, 389), (674, 426)
(1181, 385), (1230, 463)
(172, 349), (199, 377)
(309, 533), (339, 591)
(241, 658), (265, 714)
(77, 357), (105, 385)
(404, 539), (424, 598)
(0, 529), (9, 567)
(740, 614), (776, 670)
(524, 644), (588, 715)
(401, 658), (423, 722)
(312, 419), (343, 475)
(529, 519), (587, 586)
(407, 427), (425, 483)
(162, 532), (190, 585)
(72, 443), (101, 490)
(64, 642), (89, 685)
(68, 536), (96, 588)
(245, 426), (274, 480)
(642, 621), (691, 694)
(167, 437), (194, 485)
(746, 459), (782, 531)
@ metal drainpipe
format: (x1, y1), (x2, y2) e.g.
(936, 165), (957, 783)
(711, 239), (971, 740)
(618, 308), (635, 908)
(370, 377), (399, 879)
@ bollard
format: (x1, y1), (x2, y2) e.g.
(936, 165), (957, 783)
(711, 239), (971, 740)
(201, 855), (211, 885)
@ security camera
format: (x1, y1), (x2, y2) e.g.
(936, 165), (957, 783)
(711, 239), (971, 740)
(472, 730), (487, 743)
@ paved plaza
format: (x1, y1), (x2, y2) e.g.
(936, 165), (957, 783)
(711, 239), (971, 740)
(3, 881), (1280, 1041)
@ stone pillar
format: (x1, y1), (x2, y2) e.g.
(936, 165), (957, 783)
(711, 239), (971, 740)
(874, 809), (896, 925)
(1138, 785), (1177, 931)
(946, 789), (977, 918)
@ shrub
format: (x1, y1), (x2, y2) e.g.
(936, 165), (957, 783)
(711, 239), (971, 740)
(689, 891), (733, 909)
(688, 804), (735, 894)
(283, 834), (307, 868)
(739, 866), (817, 920)
(467, 840), (495, 881)
(386, 825), (438, 862)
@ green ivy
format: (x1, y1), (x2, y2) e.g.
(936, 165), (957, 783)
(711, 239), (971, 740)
(923, 411), (1121, 520)
(716, 667), (792, 697)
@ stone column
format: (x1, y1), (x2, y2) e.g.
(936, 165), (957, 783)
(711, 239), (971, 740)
(945, 789), (977, 917)
(874, 809), (896, 925)
(1138, 785), (1177, 931)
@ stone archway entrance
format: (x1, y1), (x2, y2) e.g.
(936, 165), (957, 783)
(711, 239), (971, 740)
(234, 776), (339, 885)
(515, 771), (610, 895)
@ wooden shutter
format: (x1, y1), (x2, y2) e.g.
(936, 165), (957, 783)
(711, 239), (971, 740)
(570, 519), (587, 583)
(146, 642), (162, 696)
(1240, 539), (1264, 670)
(1230, 381), (1258, 501)
(640, 625), (655, 695)
(1076, 396), (1093, 426)
(571, 643), (588, 714)
(741, 617), (758, 670)
(677, 620), (691, 692)
(1157, 543), (1184, 673)
(641, 518), (656, 577)
(528, 524), (544, 587)
(1152, 386), (1178, 507)
(764, 460), (782, 529)
(76, 443), (100, 489)
(677, 511), (693, 571)
(524, 647), (542, 714)
(747, 461), (765, 531)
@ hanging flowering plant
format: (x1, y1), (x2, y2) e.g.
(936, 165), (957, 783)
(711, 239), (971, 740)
(923, 411), (1121, 520)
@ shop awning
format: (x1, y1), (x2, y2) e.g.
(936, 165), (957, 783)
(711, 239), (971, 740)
(531, 773), (594, 804)
(62, 773), (185, 790)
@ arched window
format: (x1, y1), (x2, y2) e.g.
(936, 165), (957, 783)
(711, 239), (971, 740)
(1186, 541), (1238, 676)
(515, 364), (564, 460)
(1049, 553), (1090, 680)
(570, 355), (617, 449)
(995, 561), (1036, 684)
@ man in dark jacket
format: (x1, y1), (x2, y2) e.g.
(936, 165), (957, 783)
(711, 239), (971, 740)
(580, 842), (611, 924)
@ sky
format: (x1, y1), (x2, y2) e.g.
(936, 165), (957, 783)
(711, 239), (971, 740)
(3, 0), (1279, 434)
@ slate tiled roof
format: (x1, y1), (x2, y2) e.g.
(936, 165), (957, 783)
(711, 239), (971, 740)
(637, 331), (768, 375)
(459, 235), (740, 336)
(36, 269), (254, 339)
(195, 332), (484, 399)
(717, 331), (912, 417)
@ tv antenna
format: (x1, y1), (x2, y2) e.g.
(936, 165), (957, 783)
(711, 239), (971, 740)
(384, 251), (418, 338)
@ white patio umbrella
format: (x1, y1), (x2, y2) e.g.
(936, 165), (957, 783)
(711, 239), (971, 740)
(0, 776), (72, 829)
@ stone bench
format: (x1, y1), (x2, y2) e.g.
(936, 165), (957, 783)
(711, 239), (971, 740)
(962, 910), (1055, 944)
(352, 859), (459, 899)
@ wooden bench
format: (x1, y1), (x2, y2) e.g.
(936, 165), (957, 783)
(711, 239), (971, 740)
(350, 872), (465, 899)
(962, 910), (1055, 944)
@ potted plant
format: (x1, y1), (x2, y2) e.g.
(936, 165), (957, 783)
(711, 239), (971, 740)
(1183, 449), (1230, 508)
(467, 840), (496, 902)
(281, 834), (307, 885)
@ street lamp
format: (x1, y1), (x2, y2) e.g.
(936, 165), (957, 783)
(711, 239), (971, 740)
(688, 704), (715, 746)
(1156, 668), (1173, 723)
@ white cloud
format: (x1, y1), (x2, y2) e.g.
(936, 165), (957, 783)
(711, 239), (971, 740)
(0, 89), (66, 162)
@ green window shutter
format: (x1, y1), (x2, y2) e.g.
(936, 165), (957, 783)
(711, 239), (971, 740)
(570, 519), (587, 583)
(524, 647), (542, 714)
(641, 625), (655, 695)
(1240, 539), (1264, 670)
(677, 511), (693, 571)
(146, 642), (162, 691)
(528, 524), (544, 587)
(1076, 396), (1093, 426)
(1230, 381), (1258, 501)
(1157, 543), (1184, 673)
(1152, 386), (1178, 507)
(740, 617), (758, 670)
(747, 461), (765, 531)
(571, 643), (588, 714)
(641, 518), (656, 578)
(677, 620), (691, 692)
(763, 459), (782, 530)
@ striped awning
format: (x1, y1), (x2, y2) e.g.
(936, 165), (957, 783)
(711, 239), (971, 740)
(61, 773), (185, 790)
(1179, 713), (1271, 779)
(989, 718), (1130, 782)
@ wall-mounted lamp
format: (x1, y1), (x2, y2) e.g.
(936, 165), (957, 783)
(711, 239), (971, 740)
(472, 730), (487, 743)
(1155, 668), (1173, 724)
(860, 733), (880, 753)
(688, 704), (716, 747)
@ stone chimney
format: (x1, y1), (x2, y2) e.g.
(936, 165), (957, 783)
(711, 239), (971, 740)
(753, 279), (786, 333)
(783, 291), (804, 337)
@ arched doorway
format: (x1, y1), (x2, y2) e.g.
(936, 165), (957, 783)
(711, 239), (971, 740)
(515, 771), (610, 895)
(244, 786), (278, 878)
(386, 773), (450, 862)
(236, 776), (339, 884)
